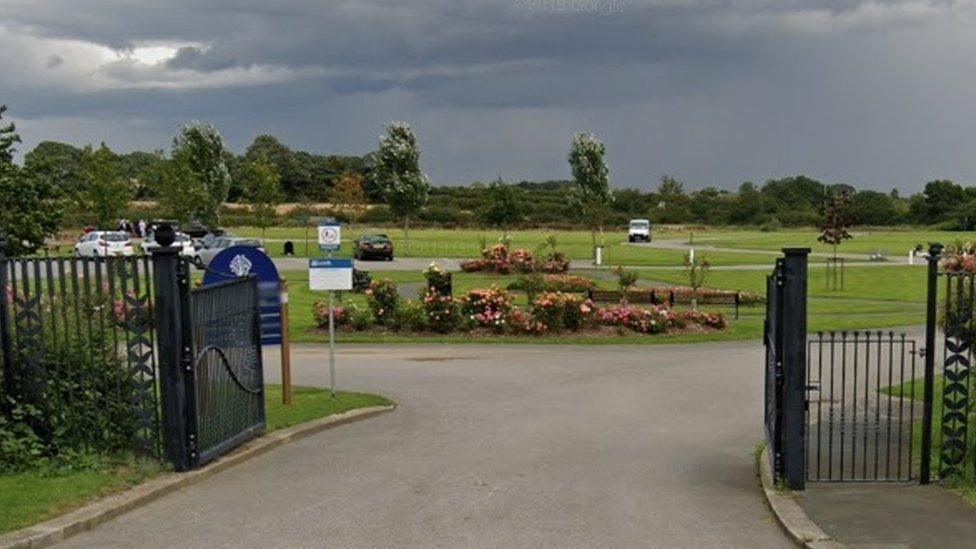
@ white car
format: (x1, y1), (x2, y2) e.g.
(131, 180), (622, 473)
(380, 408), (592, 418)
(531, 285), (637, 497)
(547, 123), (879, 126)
(74, 231), (134, 257)
(141, 231), (195, 256)
(195, 236), (265, 267)
(628, 219), (652, 243)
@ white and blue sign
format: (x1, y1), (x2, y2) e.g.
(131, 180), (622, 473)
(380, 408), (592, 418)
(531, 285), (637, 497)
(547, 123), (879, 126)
(309, 258), (353, 290)
(317, 222), (341, 252)
(203, 246), (283, 345)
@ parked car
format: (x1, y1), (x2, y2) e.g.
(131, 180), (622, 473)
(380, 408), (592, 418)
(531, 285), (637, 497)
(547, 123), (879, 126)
(195, 236), (265, 266)
(74, 231), (134, 257)
(141, 231), (195, 256)
(353, 234), (394, 261)
(628, 219), (652, 243)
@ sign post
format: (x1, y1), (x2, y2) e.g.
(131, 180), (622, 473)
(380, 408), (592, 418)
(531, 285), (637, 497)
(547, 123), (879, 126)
(312, 221), (349, 397)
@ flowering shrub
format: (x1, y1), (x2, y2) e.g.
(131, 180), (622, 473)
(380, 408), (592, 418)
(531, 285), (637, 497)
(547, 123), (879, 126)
(110, 290), (153, 330)
(943, 252), (976, 273)
(510, 248), (535, 273)
(313, 302), (349, 326)
(423, 262), (452, 296)
(461, 243), (569, 274)
(532, 292), (593, 331)
(537, 251), (570, 273)
(595, 304), (670, 334)
(507, 274), (595, 293)
(673, 310), (728, 330)
(460, 286), (513, 332)
(421, 289), (460, 332)
(506, 307), (547, 335)
(365, 278), (399, 326)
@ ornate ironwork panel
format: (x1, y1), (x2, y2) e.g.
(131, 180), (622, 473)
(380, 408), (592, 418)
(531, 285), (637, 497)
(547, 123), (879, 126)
(0, 254), (161, 458)
(189, 276), (265, 466)
(939, 273), (974, 478)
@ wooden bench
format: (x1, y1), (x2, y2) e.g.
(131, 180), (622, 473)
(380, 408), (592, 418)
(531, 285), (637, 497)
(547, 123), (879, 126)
(587, 289), (745, 319)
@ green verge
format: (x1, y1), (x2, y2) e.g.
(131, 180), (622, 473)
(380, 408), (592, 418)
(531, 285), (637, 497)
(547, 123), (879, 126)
(0, 385), (391, 535)
(882, 375), (976, 507)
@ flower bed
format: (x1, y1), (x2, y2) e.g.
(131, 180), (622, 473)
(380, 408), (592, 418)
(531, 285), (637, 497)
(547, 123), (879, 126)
(312, 281), (728, 337)
(507, 274), (596, 293)
(460, 243), (569, 274)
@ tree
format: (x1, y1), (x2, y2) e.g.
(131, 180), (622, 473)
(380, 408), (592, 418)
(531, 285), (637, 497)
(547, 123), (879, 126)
(730, 182), (765, 225)
(0, 105), (20, 164)
(480, 177), (523, 238)
(77, 143), (131, 228)
(164, 122), (231, 228)
(242, 154), (283, 240)
(850, 190), (899, 226)
(0, 164), (63, 255)
(23, 141), (84, 195)
(818, 188), (855, 258)
(0, 107), (62, 255)
(374, 122), (430, 249)
(330, 172), (368, 225)
(653, 175), (692, 223)
(568, 132), (613, 259)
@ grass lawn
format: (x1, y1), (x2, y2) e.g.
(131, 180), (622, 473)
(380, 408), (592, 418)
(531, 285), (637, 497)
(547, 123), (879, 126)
(0, 384), (391, 535)
(229, 225), (976, 265)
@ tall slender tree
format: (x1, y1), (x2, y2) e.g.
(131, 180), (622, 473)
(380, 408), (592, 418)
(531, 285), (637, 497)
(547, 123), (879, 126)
(0, 105), (20, 165)
(568, 132), (613, 259)
(374, 122), (429, 250)
(330, 172), (368, 225)
(77, 143), (131, 228)
(159, 122), (231, 228)
(242, 154), (283, 240)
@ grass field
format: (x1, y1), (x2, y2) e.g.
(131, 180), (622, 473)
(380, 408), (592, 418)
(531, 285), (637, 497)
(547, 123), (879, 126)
(0, 386), (391, 535)
(228, 225), (976, 265)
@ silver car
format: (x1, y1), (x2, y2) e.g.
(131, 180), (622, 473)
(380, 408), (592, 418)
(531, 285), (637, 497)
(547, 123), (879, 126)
(141, 231), (195, 256)
(194, 237), (265, 266)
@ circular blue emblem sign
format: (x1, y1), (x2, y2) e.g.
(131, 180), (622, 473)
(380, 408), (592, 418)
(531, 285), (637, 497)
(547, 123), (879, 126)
(203, 246), (283, 345)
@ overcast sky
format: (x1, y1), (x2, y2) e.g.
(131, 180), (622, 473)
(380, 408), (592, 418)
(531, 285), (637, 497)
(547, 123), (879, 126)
(2, 0), (975, 192)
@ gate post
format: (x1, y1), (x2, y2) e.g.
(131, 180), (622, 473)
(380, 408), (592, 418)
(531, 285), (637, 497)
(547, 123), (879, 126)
(0, 231), (13, 416)
(151, 227), (196, 471)
(781, 247), (810, 490)
(920, 243), (943, 484)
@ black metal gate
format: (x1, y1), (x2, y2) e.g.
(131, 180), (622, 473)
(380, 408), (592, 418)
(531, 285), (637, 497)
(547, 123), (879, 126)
(805, 331), (919, 482)
(151, 245), (266, 471)
(0, 250), (161, 458)
(189, 277), (265, 466)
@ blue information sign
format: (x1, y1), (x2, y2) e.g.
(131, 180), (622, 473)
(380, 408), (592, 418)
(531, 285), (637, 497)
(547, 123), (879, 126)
(202, 246), (282, 345)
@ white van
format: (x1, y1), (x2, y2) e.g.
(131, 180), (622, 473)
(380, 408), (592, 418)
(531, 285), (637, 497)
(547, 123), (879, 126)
(628, 219), (651, 242)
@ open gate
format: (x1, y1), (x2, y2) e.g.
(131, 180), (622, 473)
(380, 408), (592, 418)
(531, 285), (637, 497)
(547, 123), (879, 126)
(805, 331), (919, 482)
(189, 277), (265, 467)
(152, 243), (265, 471)
(764, 243), (976, 488)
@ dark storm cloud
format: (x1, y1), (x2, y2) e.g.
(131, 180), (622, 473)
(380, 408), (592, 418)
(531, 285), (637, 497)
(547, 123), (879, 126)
(2, 0), (975, 190)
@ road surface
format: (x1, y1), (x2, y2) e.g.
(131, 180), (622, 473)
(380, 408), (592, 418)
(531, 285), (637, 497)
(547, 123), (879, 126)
(61, 343), (790, 548)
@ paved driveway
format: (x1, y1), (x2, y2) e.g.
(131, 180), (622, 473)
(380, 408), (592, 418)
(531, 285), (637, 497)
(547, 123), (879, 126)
(61, 343), (790, 548)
